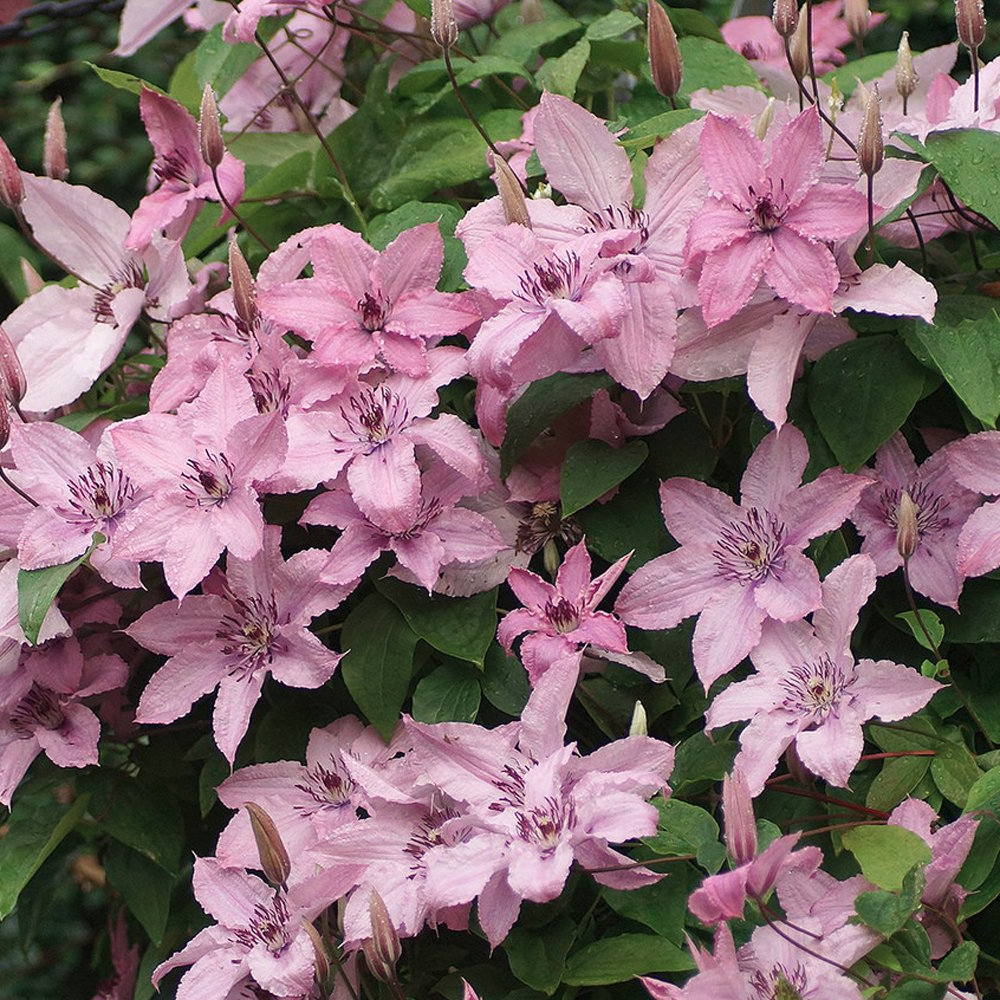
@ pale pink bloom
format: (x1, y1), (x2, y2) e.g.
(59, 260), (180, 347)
(616, 425), (868, 689)
(126, 88), (245, 250)
(260, 222), (478, 376)
(222, 0), (331, 42)
(127, 526), (345, 763)
(685, 107), (869, 328)
(706, 555), (942, 796)
(111, 364), (287, 597)
(899, 54), (1000, 142)
(152, 857), (348, 999)
(4, 421), (146, 589)
(889, 798), (978, 957)
(499, 538), (663, 684)
(5, 174), (195, 411)
(453, 0), (510, 26)
(0, 636), (128, 806)
(115, 0), (227, 56)
(946, 430), (1000, 578)
(220, 12), (355, 135)
(850, 433), (980, 609)
(303, 464), (507, 593)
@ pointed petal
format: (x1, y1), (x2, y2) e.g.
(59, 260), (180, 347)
(374, 222), (443, 302)
(660, 478), (742, 545)
(768, 106), (824, 207)
(692, 584), (765, 688)
(135, 648), (221, 725)
(764, 227), (838, 315)
(698, 237), (770, 328)
(746, 311), (813, 429)
(698, 113), (766, 204)
(740, 425), (808, 511)
(615, 545), (720, 630)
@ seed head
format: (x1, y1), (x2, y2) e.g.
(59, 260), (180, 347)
(648, 0), (683, 100)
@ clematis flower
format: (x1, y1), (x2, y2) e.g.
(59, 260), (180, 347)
(684, 107), (869, 327)
(126, 88), (245, 251)
(616, 425), (869, 689)
(705, 555), (942, 795)
(111, 364), (287, 597)
(0, 636), (128, 806)
(259, 222), (479, 376)
(850, 433), (980, 609)
(945, 430), (1000, 577)
(126, 526), (346, 763)
(498, 538), (663, 684)
(114, 0), (227, 56)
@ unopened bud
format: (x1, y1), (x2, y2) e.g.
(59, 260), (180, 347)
(300, 919), (331, 986)
(845, 0), (871, 45)
(543, 539), (560, 578)
(0, 327), (26, 406)
(788, 13), (810, 80)
(772, 0), (799, 39)
(368, 890), (401, 972)
(199, 85), (226, 169)
(19, 258), (43, 297)
(648, 0), (683, 100)
(229, 237), (258, 330)
(494, 156), (530, 228)
(244, 802), (291, 888)
(857, 81), (884, 176)
(520, 0), (543, 24)
(895, 32), (918, 103)
(754, 97), (776, 141)
(722, 769), (757, 866)
(629, 700), (648, 737)
(896, 489), (919, 560)
(43, 98), (68, 181)
(956, 0), (986, 52)
(430, 0), (458, 50)
(0, 137), (23, 211)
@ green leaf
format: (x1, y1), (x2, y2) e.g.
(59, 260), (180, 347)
(193, 24), (260, 95)
(375, 578), (497, 665)
(490, 16), (581, 64)
(966, 765), (1000, 813)
(668, 730), (735, 795)
(103, 842), (174, 946)
(563, 934), (693, 985)
(936, 940), (979, 982)
(500, 372), (614, 476)
(843, 825), (932, 890)
(0, 791), (89, 919)
(643, 798), (724, 872)
(866, 754), (932, 813)
(939, 578), (1000, 643)
(602, 867), (691, 942)
(82, 773), (185, 874)
(84, 63), (166, 98)
(560, 439), (648, 517)
(663, 5), (723, 41)
(535, 38), (591, 97)
(897, 610), (945, 653)
(453, 55), (534, 86)
(903, 309), (1000, 427)
(585, 10), (641, 40)
(502, 918), (576, 994)
(884, 983), (946, 1000)
(854, 866), (925, 937)
(931, 741), (982, 808)
(808, 335), (930, 470)
(622, 109), (703, 150)
(822, 51), (897, 97)
(920, 129), (1000, 231)
(18, 535), (102, 644)
(411, 662), (482, 724)
(341, 593), (419, 741)
(481, 643), (530, 716)
(676, 37), (762, 97)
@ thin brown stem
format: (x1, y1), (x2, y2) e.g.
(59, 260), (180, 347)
(764, 780), (889, 818)
(211, 165), (273, 252)
(442, 46), (505, 163)
(0, 466), (38, 507)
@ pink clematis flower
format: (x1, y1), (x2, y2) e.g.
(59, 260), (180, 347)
(114, 0), (227, 56)
(685, 107), (869, 327)
(0, 635), (128, 806)
(498, 538), (663, 684)
(945, 430), (1000, 578)
(616, 425), (869, 689)
(259, 222), (479, 376)
(126, 88), (245, 251)
(705, 555), (942, 796)
(850, 433), (981, 609)
(127, 526), (346, 763)
(111, 364), (287, 597)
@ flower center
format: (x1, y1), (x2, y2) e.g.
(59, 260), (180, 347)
(750, 964), (808, 1000)
(781, 655), (850, 718)
(92, 261), (145, 324)
(180, 450), (235, 507)
(745, 181), (788, 233)
(358, 291), (390, 332)
(516, 796), (575, 853)
(297, 760), (356, 811)
(11, 684), (65, 737)
(153, 149), (200, 188)
(515, 252), (585, 306)
(584, 204), (651, 252)
(235, 896), (292, 954)
(217, 592), (280, 678)
(334, 386), (410, 449)
(246, 366), (291, 417)
(713, 507), (787, 584)
(57, 461), (137, 527)
(545, 597), (581, 635)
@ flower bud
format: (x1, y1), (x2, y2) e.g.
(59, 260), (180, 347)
(361, 890), (401, 984)
(300, 919), (331, 986)
(956, 0), (986, 52)
(43, 98), (69, 181)
(648, 0), (682, 100)
(896, 489), (919, 560)
(19, 258), (43, 297)
(754, 97), (776, 141)
(430, 0), (458, 50)
(494, 155), (530, 228)
(788, 13), (810, 80)
(199, 85), (226, 169)
(0, 326), (26, 406)
(229, 236), (258, 330)
(856, 81), (884, 177)
(895, 32), (918, 104)
(722, 769), (757, 866)
(629, 700), (648, 737)
(845, 0), (870, 45)
(0, 136), (23, 212)
(543, 538), (560, 578)
(244, 802), (291, 888)
(772, 0), (799, 39)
